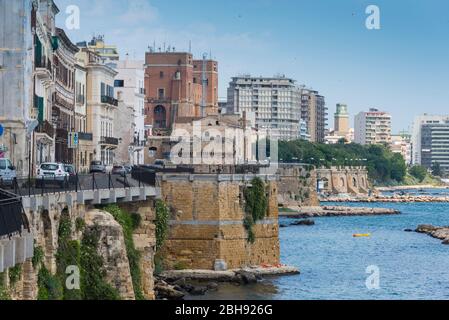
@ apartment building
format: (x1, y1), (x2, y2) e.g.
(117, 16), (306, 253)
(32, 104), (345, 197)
(391, 133), (412, 165)
(144, 50), (218, 136)
(114, 59), (146, 165)
(76, 48), (118, 167)
(53, 28), (79, 164)
(300, 88), (328, 143)
(354, 108), (392, 145)
(411, 115), (449, 173)
(411, 115), (449, 165)
(227, 76), (302, 141)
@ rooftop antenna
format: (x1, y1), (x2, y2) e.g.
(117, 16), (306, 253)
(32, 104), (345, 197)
(189, 40), (192, 53)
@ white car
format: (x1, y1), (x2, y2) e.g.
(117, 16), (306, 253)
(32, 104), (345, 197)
(0, 158), (17, 186)
(36, 163), (69, 187)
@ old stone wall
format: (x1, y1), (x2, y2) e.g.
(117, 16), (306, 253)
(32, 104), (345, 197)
(277, 164), (320, 207)
(3, 199), (156, 300)
(316, 167), (369, 195)
(160, 173), (280, 270)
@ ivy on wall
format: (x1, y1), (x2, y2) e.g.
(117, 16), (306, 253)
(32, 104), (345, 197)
(244, 177), (268, 244)
(103, 204), (144, 300)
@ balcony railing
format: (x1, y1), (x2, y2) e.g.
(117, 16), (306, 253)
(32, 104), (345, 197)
(101, 95), (118, 106)
(78, 132), (93, 141)
(35, 58), (52, 73)
(36, 121), (55, 138)
(100, 136), (119, 146)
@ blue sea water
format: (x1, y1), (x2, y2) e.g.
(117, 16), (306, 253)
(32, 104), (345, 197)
(190, 200), (449, 300)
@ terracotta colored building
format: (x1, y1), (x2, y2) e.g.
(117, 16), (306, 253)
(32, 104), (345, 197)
(144, 51), (218, 136)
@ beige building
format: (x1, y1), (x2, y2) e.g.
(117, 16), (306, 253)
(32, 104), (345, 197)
(300, 88), (327, 143)
(391, 133), (412, 165)
(76, 48), (118, 168)
(354, 108), (392, 145)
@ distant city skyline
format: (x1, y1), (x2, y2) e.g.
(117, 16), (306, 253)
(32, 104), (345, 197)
(55, 0), (449, 133)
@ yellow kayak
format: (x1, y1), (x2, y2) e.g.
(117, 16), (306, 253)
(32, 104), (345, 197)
(353, 233), (371, 238)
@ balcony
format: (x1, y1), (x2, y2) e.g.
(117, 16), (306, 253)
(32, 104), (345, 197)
(100, 136), (119, 146)
(35, 58), (52, 80)
(78, 132), (93, 141)
(101, 95), (118, 106)
(36, 121), (55, 138)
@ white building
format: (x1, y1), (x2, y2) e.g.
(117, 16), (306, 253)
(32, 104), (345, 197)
(114, 60), (146, 165)
(227, 76), (302, 141)
(411, 115), (449, 165)
(354, 108), (392, 145)
(76, 48), (118, 168)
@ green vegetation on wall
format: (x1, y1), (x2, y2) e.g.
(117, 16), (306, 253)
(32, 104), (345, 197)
(0, 272), (11, 300)
(103, 204), (144, 300)
(155, 200), (170, 251)
(244, 177), (268, 244)
(80, 225), (120, 300)
(279, 140), (407, 184)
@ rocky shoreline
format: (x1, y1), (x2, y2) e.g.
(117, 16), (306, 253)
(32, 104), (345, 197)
(321, 195), (449, 203)
(279, 206), (400, 218)
(154, 266), (299, 300)
(416, 225), (449, 245)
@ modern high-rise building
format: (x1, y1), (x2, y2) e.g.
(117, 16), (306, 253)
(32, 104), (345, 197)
(411, 115), (449, 173)
(300, 88), (328, 143)
(144, 50), (218, 136)
(420, 122), (449, 173)
(354, 108), (392, 145)
(411, 115), (449, 166)
(227, 76), (303, 141)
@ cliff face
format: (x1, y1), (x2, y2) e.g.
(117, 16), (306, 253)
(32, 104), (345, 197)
(84, 209), (135, 300)
(1, 201), (156, 301)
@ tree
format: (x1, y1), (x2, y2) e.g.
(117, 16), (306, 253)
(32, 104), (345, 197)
(409, 165), (428, 182)
(431, 162), (443, 177)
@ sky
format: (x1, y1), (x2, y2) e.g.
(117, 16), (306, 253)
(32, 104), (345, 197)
(55, 0), (449, 133)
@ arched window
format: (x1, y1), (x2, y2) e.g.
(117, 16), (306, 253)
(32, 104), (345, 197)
(154, 105), (167, 129)
(353, 177), (358, 188)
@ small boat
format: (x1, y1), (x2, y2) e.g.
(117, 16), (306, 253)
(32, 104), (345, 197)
(353, 233), (371, 238)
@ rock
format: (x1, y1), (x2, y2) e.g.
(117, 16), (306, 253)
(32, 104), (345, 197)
(155, 284), (185, 300)
(207, 282), (219, 291)
(172, 278), (187, 287)
(279, 224), (288, 228)
(190, 286), (208, 296)
(442, 240), (449, 245)
(291, 219), (315, 226)
(236, 271), (258, 284)
(404, 229), (413, 232)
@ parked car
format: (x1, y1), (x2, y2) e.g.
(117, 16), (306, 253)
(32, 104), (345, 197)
(0, 158), (17, 186)
(112, 165), (127, 176)
(124, 165), (132, 174)
(89, 161), (106, 174)
(36, 163), (69, 187)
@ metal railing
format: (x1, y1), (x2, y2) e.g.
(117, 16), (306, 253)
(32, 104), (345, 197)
(0, 167), (156, 198)
(0, 189), (29, 238)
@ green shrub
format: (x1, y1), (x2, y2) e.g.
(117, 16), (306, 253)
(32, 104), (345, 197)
(80, 225), (120, 300)
(243, 178), (268, 244)
(9, 265), (22, 285)
(32, 245), (44, 269)
(103, 205), (144, 300)
(75, 217), (86, 232)
(37, 267), (63, 300)
(155, 200), (170, 251)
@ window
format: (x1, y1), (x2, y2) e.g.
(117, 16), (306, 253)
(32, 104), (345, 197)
(114, 80), (124, 87)
(159, 71), (164, 79)
(158, 88), (165, 99)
